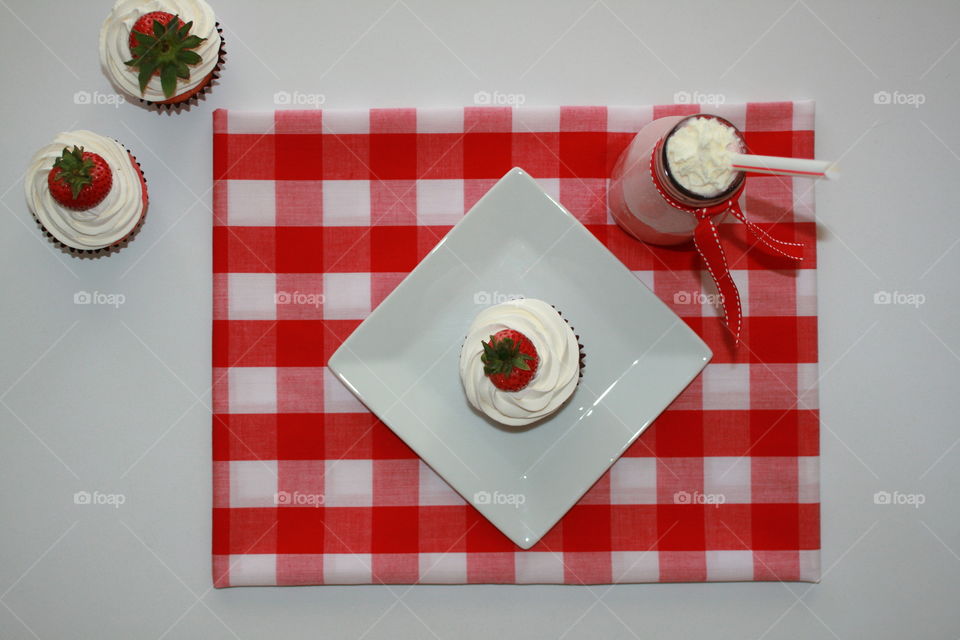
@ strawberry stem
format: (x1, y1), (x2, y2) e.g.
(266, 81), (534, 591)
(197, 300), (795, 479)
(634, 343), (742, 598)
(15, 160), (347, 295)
(51, 146), (95, 200)
(481, 335), (533, 376)
(124, 14), (206, 98)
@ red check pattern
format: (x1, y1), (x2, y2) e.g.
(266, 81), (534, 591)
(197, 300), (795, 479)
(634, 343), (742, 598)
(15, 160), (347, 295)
(212, 102), (820, 586)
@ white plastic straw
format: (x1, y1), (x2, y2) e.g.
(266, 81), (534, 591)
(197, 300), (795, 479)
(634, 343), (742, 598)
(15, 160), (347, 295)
(729, 153), (839, 180)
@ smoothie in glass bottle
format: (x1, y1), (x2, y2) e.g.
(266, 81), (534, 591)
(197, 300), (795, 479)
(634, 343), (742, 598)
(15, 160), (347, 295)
(608, 115), (746, 245)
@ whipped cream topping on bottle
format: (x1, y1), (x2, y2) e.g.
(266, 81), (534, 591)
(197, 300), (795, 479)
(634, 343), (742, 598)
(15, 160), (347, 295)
(665, 116), (743, 198)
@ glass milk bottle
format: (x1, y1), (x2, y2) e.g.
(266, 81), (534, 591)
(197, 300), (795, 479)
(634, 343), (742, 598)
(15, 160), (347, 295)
(608, 114), (746, 245)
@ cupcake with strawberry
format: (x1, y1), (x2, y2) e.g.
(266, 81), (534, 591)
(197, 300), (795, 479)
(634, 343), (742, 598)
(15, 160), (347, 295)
(25, 131), (148, 255)
(459, 299), (584, 427)
(99, 0), (224, 107)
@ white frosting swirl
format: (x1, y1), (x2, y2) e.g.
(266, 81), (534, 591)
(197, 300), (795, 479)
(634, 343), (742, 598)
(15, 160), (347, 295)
(666, 116), (742, 197)
(25, 131), (145, 250)
(459, 299), (580, 427)
(99, 0), (220, 102)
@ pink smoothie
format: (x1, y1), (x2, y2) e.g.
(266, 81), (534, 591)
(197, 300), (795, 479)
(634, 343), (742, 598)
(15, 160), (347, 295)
(608, 116), (691, 245)
(608, 115), (744, 246)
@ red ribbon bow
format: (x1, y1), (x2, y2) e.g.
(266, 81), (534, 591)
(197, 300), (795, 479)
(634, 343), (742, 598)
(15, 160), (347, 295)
(649, 147), (804, 343)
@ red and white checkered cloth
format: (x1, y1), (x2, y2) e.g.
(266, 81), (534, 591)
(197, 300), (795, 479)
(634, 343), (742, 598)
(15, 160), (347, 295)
(212, 102), (820, 586)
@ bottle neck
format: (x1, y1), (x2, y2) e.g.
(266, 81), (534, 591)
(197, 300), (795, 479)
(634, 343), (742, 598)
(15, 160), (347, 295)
(651, 139), (743, 210)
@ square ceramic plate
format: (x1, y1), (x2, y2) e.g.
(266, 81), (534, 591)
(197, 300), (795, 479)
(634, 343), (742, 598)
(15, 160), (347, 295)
(328, 168), (711, 549)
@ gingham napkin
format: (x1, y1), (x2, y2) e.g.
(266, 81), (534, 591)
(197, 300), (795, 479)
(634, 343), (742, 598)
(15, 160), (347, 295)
(212, 102), (820, 586)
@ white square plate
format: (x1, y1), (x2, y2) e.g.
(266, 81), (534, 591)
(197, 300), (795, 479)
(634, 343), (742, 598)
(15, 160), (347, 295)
(328, 168), (711, 549)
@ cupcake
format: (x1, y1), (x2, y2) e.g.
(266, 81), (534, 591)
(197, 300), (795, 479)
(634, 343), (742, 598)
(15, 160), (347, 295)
(25, 130), (148, 256)
(99, 0), (224, 107)
(459, 298), (584, 427)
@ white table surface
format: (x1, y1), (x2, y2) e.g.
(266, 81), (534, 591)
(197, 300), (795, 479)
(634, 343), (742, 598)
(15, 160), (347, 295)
(2, 1), (958, 638)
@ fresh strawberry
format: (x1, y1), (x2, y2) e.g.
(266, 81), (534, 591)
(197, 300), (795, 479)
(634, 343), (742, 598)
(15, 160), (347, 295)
(124, 13), (206, 98)
(481, 329), (539, 391)
(128, 11), (176, 51)
(47, 146), (113, 211)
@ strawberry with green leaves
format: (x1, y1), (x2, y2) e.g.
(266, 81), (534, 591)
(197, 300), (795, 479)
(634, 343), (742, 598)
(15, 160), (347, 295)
(128, 11), (175, 50)
(481, 329), (540, 391)
(47, 146), (113, 211)
(125, 12), (205, 99)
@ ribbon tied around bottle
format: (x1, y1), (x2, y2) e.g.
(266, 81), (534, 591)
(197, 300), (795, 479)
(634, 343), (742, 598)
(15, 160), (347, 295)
(649, 144), (804, 343)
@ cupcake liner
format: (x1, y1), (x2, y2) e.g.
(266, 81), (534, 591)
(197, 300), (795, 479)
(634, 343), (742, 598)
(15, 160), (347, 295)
(551, 305), (586, 380)
(33, 142), (149, 258)
(140, 23), (225, 112)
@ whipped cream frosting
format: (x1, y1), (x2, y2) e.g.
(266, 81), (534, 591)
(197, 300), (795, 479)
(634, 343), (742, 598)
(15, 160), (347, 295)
(99, 0), (220, 101)
(459, 299), (580, 427)
(665, 117), (742, 197)
(25, 131), (145, 250)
